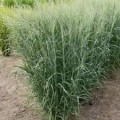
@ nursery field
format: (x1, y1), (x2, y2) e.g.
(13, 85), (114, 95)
(0, 53), (120, 120)
(1, 0), (120, 120)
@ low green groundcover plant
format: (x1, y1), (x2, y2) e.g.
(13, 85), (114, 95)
(6, 0), (120, 119)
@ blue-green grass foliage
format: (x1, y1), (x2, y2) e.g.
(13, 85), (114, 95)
(6, 0), (120, 119)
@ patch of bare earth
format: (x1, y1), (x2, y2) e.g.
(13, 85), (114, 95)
(79, 70), (120, 120)
(0, 53), (120, 120)
(0, 53), (43, 120)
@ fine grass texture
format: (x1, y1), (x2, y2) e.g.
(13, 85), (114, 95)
(6, 0), (120, 119)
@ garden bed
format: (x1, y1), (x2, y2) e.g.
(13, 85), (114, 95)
(0, 54), (120, 120)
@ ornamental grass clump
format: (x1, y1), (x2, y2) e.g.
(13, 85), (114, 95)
(7, 0), (120, 119)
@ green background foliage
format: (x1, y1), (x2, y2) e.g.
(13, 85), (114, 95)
(3, 0), (34, 7)
(0, 7), (13, 56)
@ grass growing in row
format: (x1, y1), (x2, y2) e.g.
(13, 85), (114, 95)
(6, 0), (120, 119)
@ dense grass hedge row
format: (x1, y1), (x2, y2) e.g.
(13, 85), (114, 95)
(6, 0), (120, 119)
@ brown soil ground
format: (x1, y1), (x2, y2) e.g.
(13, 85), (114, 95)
(0, 53), (120, 120)
(79, 70), (120, 120)
(0, 53), (44, 120)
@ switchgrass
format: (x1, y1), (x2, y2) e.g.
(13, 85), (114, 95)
(6, 0), (120, 119)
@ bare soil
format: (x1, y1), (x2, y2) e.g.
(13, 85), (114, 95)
(0, 53), (120, 120)
(0, 53), (43, 120)
(79, 70), (120, 120)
